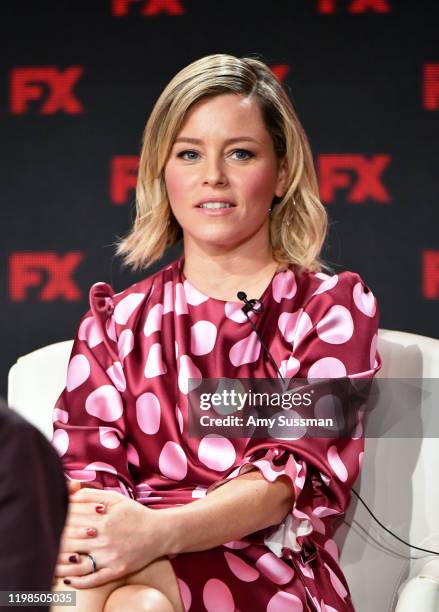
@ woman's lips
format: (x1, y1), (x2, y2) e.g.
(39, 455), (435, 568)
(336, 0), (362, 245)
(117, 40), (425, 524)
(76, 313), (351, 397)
(196, 206), (237, 216)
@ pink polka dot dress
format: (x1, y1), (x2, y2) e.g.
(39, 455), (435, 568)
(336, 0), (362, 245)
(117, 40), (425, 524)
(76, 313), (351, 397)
(52, 255), (381, 612)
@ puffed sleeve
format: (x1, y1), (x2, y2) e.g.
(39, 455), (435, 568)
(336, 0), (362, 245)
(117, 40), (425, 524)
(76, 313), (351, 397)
(51, 282), (137, 498)
(206, 270), (381, 559)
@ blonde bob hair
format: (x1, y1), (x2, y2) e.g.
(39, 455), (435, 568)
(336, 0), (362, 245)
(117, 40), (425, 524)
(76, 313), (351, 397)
(115, 53), (329, 274)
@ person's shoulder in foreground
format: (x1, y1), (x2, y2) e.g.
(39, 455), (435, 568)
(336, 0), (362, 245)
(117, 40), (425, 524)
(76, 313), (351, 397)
(0, 399), (68, 594)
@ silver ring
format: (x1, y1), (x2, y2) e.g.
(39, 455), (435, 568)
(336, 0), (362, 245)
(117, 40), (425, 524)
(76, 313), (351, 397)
(84, 553), (97, 573)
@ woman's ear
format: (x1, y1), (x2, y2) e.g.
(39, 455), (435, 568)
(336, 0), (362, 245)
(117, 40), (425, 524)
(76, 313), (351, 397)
(274, 157), (288, 198)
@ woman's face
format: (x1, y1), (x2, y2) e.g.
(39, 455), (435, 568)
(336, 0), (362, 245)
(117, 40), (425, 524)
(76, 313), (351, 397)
(163, 93), (287, 252)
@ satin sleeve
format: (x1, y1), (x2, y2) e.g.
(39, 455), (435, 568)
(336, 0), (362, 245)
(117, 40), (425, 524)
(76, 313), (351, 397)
(206, 270), (381, 557)
(51, 282), (137, 497)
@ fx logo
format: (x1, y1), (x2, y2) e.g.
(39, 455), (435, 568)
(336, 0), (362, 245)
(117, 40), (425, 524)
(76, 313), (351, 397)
(317, 0), (391, 13)
(112, 0), (185, 16)
(110, 156), (139, 205)
(318, 154), (391, 203)
(423, 251), (439, 299)
(424, 64), (439, 111)
(9, 252), (84, 301)
(10, 67), (84, 114)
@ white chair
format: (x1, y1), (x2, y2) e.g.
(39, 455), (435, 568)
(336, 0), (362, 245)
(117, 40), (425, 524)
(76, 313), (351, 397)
(8, 339), (74, 440)
(7, 329), (439, 611)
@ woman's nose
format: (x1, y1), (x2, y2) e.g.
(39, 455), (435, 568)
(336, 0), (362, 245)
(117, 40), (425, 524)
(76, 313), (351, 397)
(202, 156), (228, 184)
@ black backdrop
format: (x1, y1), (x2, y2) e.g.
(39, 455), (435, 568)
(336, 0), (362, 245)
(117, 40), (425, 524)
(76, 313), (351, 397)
(1, 0), (438, 398)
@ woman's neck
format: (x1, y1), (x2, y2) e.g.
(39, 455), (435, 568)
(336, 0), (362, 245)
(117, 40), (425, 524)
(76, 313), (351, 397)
(181, 252), (281, 302)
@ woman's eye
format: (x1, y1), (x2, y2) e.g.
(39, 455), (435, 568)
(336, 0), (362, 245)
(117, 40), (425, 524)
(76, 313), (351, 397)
(177, 149), (254, 161)
(232, 149), (253, 160)
(177, 150), (199, 160)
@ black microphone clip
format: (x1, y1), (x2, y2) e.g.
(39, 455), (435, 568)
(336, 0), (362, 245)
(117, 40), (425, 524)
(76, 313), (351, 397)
(237, 291), (264, 314)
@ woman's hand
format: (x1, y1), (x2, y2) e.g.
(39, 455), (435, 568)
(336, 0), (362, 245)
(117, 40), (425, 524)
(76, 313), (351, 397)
(54, 482), (171, 589)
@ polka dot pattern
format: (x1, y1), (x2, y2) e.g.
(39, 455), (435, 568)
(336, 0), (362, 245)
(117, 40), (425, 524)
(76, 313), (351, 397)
(279, 355), (301, 379)
(312, 274), (339, 296)
(327, 445), (349, 482)
(53, 257), (381, 611)
(144, 303), (163, 337)
(52, 408), (68, 424)
(78, 316), (103, 348)
(52, 429), (69, 457)
(272, 269), (297, 303)
(118, 329), (134, 363)
(136, 392), (161, 435)
(127, 442), (140, 467)
(224, 551), (260, 581)
(316, 305), (354, 344)
(66, 354), (90, 392)
(278, 309), (313, 352)
(308, 357), (347, 379)
(229, 331), (261, 366)
(353, 281), (376, 317)
(267, 591), (303, 611)
(190, 320), (217, 355)
(198, 435), (236, 471)
(177, 578), (191, 611)
(203, 578), (235, 612)
(105, 316), (117, 342)
(159, 441), (187, 481)
(114, 292), (145, 324)
(225, 301), (255, 323)
(178, 355), (202, 394)
(175, 283), (189, 315)
(325, 562), (348, 600)
(99, 427), (121, 449)
(163, 281), (174, 314)
(85, 385), (123, 422)
(183, 280), (209, 306)
(176, 405), (184, 434)
(255, 552), (295, 585)
(106, 361), (126, 392)
(144, 342), (167, 378)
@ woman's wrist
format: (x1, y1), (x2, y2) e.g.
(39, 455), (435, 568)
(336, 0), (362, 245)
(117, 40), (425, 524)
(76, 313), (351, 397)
(137, 504), (184, 558)
(153, 506), (185, 556)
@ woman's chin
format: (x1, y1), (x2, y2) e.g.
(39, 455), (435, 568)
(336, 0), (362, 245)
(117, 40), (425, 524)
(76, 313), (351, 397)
(185, 231), (246, 250)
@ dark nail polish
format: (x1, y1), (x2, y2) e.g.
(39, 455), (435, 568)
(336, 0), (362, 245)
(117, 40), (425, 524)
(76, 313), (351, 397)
(86, 527), (97, 537)
(95, 505), (105, 514)
(68, 555), (78, 563)
(63, 579), (71, 585)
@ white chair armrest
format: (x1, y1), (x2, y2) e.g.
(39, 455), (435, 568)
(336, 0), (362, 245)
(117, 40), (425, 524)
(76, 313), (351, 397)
(395, 559), (439, 611)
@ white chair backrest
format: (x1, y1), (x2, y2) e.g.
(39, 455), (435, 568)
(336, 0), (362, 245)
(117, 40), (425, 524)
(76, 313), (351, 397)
(336, 329), (439, 611)
(7, 339), (74, 440)
(7, 329), (439, 612)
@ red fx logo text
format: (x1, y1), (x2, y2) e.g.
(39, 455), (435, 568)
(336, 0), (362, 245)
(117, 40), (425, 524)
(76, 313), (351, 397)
(423, 251), (439, 299)
(10, 67), (83, 114)
(9, 252), (84, 301)
(317, 0), (391, 13)
(112, 0), (185, 16)
(318, 154), (391, 203)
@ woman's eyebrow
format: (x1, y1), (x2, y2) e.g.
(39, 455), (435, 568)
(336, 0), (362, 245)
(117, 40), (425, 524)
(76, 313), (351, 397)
(174, 136), (260, 145)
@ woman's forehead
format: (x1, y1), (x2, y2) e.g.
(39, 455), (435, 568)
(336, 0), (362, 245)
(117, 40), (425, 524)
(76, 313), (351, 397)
(176, 97), (269, 142)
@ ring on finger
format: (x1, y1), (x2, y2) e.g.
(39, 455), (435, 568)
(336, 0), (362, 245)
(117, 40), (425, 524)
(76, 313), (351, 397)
(78, 552), (98, 573)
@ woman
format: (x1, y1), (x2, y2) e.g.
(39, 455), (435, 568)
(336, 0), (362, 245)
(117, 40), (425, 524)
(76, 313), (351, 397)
(51, 53), (381, 611)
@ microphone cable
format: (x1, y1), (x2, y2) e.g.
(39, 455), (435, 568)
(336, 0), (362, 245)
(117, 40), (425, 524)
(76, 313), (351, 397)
(237, 290), (439, 558)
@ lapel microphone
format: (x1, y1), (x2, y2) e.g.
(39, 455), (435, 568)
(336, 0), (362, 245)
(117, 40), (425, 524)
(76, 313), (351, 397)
(237, 290), (287, 387)
(236, 291), (264, 314)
